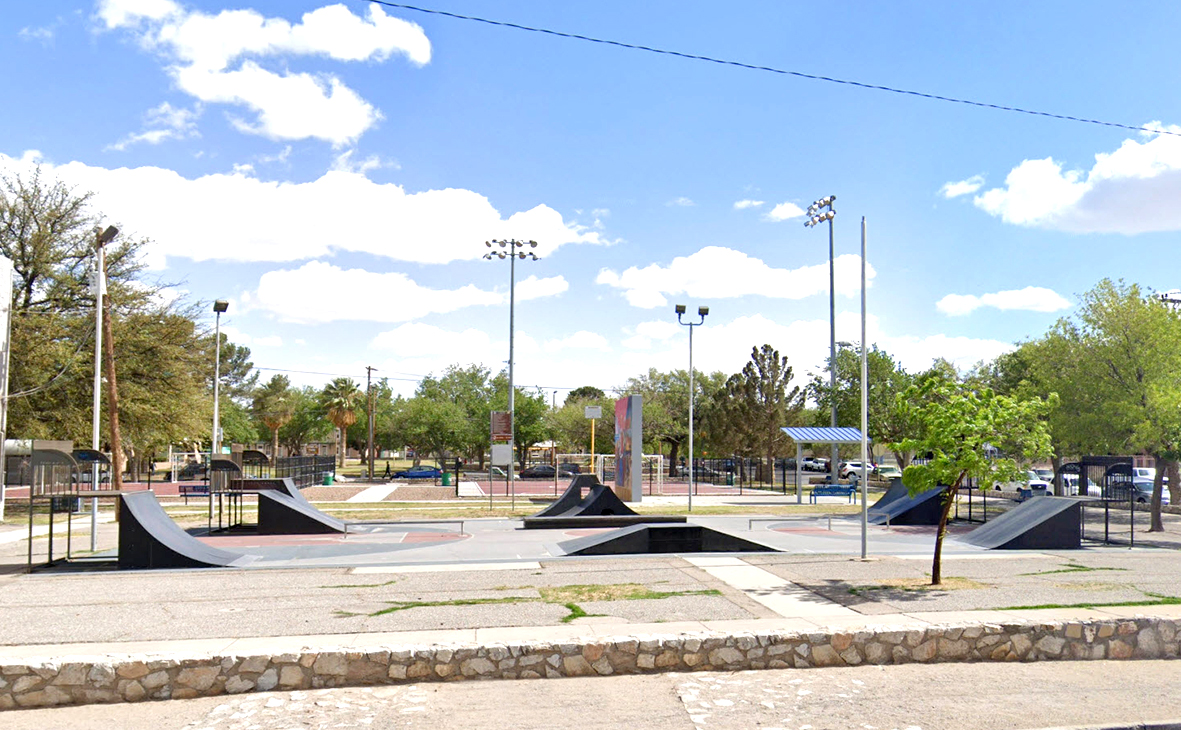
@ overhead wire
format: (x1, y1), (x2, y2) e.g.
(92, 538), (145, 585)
(366, 0), (1178, 138)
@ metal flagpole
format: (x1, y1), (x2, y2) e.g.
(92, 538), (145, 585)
(860, 216), (869, 560)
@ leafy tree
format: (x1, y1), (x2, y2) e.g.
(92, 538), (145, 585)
(807, 344), (913, 465)
(716, 345), (803, 468)
(253, 374), (295, 458)
(546, 394), (616, 455)
(389, 396), (466, 469)
(279, 387), (332, 455)
(319, 378), (363, 466)
(890, 379), (1054, 584)
(565, 385), (605, 405)
(622, 368), (725, 473)
(417, 364), (495, 466)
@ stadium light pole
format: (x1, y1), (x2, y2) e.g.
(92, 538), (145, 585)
(91, 225), (117, 552)
(676, 304), (708, 512)
(211, 300), (229, 460)
(804, 195), (839, 487)
(484, 239), (538, 507)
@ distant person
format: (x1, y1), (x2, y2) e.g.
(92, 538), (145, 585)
(383, 461), (392, 479)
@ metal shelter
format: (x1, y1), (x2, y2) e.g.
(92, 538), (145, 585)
(780, 427), (870, 505)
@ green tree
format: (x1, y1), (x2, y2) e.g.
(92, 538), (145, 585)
(807, 344), (913, 465)
(389, 396), (466, 470)
(319, 378), (363, 467)
(253, 374), (295, 458)
(279, 387), (332, 455)
(890, 379), (1054, 584)
(565, 385), (605, 405)
(622, 368), (725, 473)
(717, 345), (803, 468)
(417, 364), (494, 466)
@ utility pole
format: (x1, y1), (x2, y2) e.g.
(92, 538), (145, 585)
(366, 366), (376, 481)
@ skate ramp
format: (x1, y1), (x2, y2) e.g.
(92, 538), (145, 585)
(119, 491), (250, 569)
(959, 496), (1082, 550)
(871, 478), (909, 512)
(868, 484), (945, 525)
(558, 523), (779, 556)
(532, 474), (602, 518)
(257, 490), (347, 535)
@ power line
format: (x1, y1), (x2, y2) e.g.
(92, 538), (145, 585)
(367, 1), (1179, 138)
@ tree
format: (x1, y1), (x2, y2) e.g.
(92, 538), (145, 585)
(565, 386), (605, 405)
(717, 345), (803, 469)
(389, 396), (466, 468)
(319, 378), (363, 467)
(890, 379), (1054, 584)
(808, 344), (913, 465)
(279, 387), (332, 455)
(253, 375), (295, 458)
(417, 364), (494, 466)
(622, 368), (725, 473)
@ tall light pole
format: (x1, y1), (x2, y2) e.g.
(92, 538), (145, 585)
(805, 195), (838, 486)
(211, 300), (228, 460)
(366, 366), (377, 482)
(675, 304), (708, 512)
(91, 226), (117, 551)
(484, 239), (538, 504)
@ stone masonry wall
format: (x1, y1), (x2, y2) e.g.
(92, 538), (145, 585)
(1, 616), (1178, 710)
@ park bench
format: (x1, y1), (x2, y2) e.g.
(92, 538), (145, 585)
(809, 484), (857, 503)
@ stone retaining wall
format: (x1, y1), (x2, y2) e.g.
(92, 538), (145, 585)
(2, 616), (1178, 710)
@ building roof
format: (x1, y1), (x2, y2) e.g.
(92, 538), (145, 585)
(780, 427), (870, 445)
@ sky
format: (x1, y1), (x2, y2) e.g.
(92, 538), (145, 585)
(4, 0), (1181, 402)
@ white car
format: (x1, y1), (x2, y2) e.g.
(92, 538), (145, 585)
(840, 461), (876, 480)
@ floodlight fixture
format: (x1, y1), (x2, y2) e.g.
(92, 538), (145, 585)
(674, 304), (686, 315)
(698, 306), (709, 317)
(213, 299), (229, 313)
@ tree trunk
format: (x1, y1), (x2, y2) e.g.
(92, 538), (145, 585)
(1050, 453), (1062, 496)
(271, 427), (280, 464)
(892, 450), (911, 471)
(931, 470), (967, 585)
(336, 426), (344, 467)
(101, 292), (124, 490)
(667, 440), (680, 477)
(1150, 454), (1166, 532)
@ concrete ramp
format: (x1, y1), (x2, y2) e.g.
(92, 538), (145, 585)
(959, 496), (1082, 550)
(558, 524), (779, 556)
(871, 478), (910, 512)
(532, 474), (602, 518)
(258, 490), (347, 535)
(119, 491), (249, 569)
(868, 484), (945, 525)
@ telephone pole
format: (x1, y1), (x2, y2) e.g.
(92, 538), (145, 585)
(366, 366), (377, 482)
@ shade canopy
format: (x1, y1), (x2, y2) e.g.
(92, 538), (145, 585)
(781, 427), (870, 445)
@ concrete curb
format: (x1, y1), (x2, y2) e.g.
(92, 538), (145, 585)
(1, 614), (1178, 710)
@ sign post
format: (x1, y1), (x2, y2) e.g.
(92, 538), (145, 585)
(584, 405), (601, 478)
(490, 411), (514, 508)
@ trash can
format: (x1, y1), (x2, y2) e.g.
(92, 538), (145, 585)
(441, 472), (452, 486)
(323, 473), (335, 486)
(726, 473), (734, 486)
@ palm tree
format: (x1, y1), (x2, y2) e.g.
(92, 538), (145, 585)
(320, 377), (363, 467)
(252, 375), (295, 461)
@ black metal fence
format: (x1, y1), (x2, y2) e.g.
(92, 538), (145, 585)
(274, 456), (336, 489)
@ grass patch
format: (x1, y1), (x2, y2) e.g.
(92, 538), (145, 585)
(364, 583), (725, 618)
(995, 592), (1181, 611)
(848, 576), (988, 595)
(321, 579), (398, 589)
(1018, 563), (1130, 576)
(539, 583), (721, 603)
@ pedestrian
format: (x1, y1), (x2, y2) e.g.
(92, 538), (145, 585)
(383, 461), (392, 479)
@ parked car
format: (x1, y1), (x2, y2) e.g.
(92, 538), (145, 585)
(177, 462), (207, 480)
(1033, 468), (1054, 482)
(519, 464), (579, 479)
(393, 465), (443, 479)
(839, 461), (876, 480)
(1132, 477), (1170, 504)
(877, 465), (903, 481)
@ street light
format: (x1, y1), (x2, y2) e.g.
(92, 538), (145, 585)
(804, 194), (839, 487)
(212, 300), (229, 461)
(675, 304), (708, 512)
(90, 225), (117, 552)
(484, 239), (538, 506)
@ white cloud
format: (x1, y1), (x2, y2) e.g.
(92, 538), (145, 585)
(370, 322), (492, 355)
(939, 174), (984, 199)
(733, 199), (764, 210)
(596, 246), (874, 308)
(764, 201), (805, 222)
(666, 197), (694, 207)
(964, 122), (1181, 233)
(98, 2), (430, 145)
(545, 331), (609, 352)
(621, 320), (681, 350)
(107, 101), (201, 150)
(0, 152), (602, 268)
(936, 286), (1072, 316)
(254, 261), (502, 324)
(20, 25), (56, 44)
(516, 275), (569, 301)
(330, 149), (395, 174)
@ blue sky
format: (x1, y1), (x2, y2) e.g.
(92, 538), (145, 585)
(4, 1), (1181, 399)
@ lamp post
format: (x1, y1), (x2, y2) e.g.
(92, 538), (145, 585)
(91, 225), (117, 552)
(211, 300), (228, 460)
(366, 366), (377, 482)
(805, 195), (838, 487)
(484, 239), (538, 505)
(675, 304), (708, 512)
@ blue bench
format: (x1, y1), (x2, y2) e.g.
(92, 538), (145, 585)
(809, 484), (857, 503)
